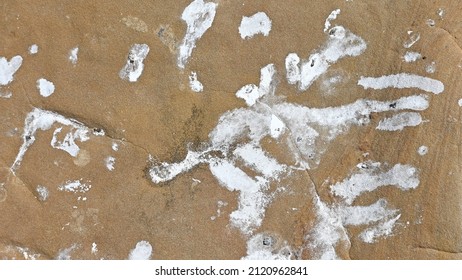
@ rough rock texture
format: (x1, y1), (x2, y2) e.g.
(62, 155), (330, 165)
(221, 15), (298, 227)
(1, 0), (462, 260)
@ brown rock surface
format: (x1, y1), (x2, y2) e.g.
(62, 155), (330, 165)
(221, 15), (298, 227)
(1, 0), (461, 259)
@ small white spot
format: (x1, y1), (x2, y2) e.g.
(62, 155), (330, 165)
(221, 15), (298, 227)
(402, 51), (421, 63)
(69, 47), (79, 65)
(270, 114), (285, 139)
(239, 12), (272, 39)
(324, 9), (341, 33)
(418, 145), (428, 156)
(426, 62), (436, 73)
(91, 243), (98, 255)
(426, 19), (435, 27)
(36, 185), (49, 201)
(112, 142), (119, 151)
(58, 179), (92, 193)
(403, 31), (420, 48)
(189, 71), (203, 92)
(105, 156), (115, 171)
(437, 8), (445, 19)
(0, 55), (23, 86)
(36, 78), (55, 97)
(119, 44), (150, 82)
(128, 241), (152, 260)
(458, 99), (462, 107)
(29, 44), (39, 54)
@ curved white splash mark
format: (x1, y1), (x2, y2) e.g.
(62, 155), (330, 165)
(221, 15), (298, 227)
(119, 44), (150, 82)
(458, 99), (462, 107)
(376, 112), (423, 131)
(403, 31), (420, 48)
(426, 62), (436, 74)
(189, 71), (203, 92)
(128, 241), (152, 260)
(36, 185), (49, 201)
(0, 55), (23, 86)
(58, 179), (92, 193)
(358, 73), (444, 94)
(324, 9), (341, 33)
(105, 156), (115, 171)
(177, 0), (217, 69)
(402, 51), (421, 62)
(29, 44), (39, 55)
(239, 12), (272, 39)
(36, 78), (55, 97)
(236, 64), (276, 106)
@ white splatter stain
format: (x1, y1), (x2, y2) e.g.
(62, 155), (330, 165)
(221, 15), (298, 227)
(0, 55), (23, 86)
(177, 0), (217, 69)
(119, 44), (150, 82)
(358, 73), (444, 94)
(105, 156), (115, 171)
(58, 179), (92, 193)
(376, 112), (423, 131)
(403, 31), (420, 48)
(36, 185), (49, 201)
(402, 51), (421, 62)
(36, 78), (55, 97)
(91, 242), (98, 255)
(128, 241), (152, 260)
(29, 44), (39, 54)
(418, 145), (428, 156)
(324, 9), (340, 33)
(458, 99), (462, 107)
(189, 71), (203, 92)
(239, 12), (272, 39)
(69, 47), (79, 65)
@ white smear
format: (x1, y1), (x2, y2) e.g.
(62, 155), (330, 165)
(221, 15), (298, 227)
(36, 78), (55, 97)
(402, 51), (421, 63)
(189, 71), (203, 92)
(0, 91), (12, 99)
(233, 144), (285, 178)
(177, 0), (217, 69)
(288, 26), (367, 91)
(58, 179), (92, 193)
(91, 243), (98, 255)
(285, 53), (301, 85)
(69, 47), (79, 65)
(437, 8), (445, 19)
(360, 214), (401, 243)
(417, 145), (428, 156)
(239, 12), (272, 39)
(51, 126), (89, 157)
(358, 73), (444, 94)
(0, 55), (23, 86)
(36, 185), (49, 201)
(56, 244), (79, 260)
(11, 108), (98, 172)
(242, 233), (292, 260)
(236, 64), (276, 106)
(112, 142), (119, 151)
(403, 31), (420, 48)
(330, 162), (419, 204)
(29, 44), (39, 54)
(105, 156), (115, 171)
(270, 114), (285, 139)
(119, 44), (150, 82)
(324, 9), (341, 33)
(458, 99), (462, 107)
(376, 112), (422, 131)
(128, 241), (152, 260)
(426, 62), (436, 74)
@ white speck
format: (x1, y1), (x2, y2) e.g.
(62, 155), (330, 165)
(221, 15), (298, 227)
(426, 19), (435, 27)
(189, 71), (203, 92)
(360, 214), (401, 243)
(112, 142), (119, 151)
(128, 241), (152, 260)
(403, 31), (420, 48)
(36, 185), (49, 201)
(82, 197), (87, 201)
(0, 55), (23, 86)
(177, 0), (217, 69)
(425, 62), (436, 73)
(437, 8), (445, 19)
(324, 9), (341, 33)
(418, 145), (428, 156)
(91, 243), (98, 255)
(402, 51), (421, 63)
(458, 99), (462, 107)
(69, 47), (79, 65)
(358, 73), (444, 94)
(288, 26), (367, 91)
(119, 44), (150, 82)
(29, 44), (39, 54)
(236, 64), (276, 106)
(51, 126), (89, 157)
(239, 12), (272, 39)
(376, 112), (423, 131)
(105, 156), (115, 171)
(58, 179), (92, 193)
(270, 114), (285, 139)
(0, 90), (12, 99)
(36, 78), (55, 97)
(242, 233), (292, 260)
(330, 162), (419, 204)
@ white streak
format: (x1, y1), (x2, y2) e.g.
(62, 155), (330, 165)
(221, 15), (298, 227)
(358, 73), (444, 94)
(177, 0), (217, 69)
(36, 78), (55, 97)
(233, 144), (285, 178)
(0, 55), (23, 86)
(119, 44), (150, 82)
(324, 9), (341, 33)
(128, 241), (152, 260)
(376, 112), (422, 131)
(69, 47), (79, 65)
(458, 99), (462, 107)
(58, 179), (92, 193)
(403, 31), (420, 48)
(189, 71), (203, 92)
(239, 12), (272, 39)
(285, 53), (300, 85)
(105, 156), (115, 171)
(402, 51), (421, 62)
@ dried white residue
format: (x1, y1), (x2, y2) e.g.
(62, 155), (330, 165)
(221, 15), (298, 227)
(189, 71), (203, 92)
(1, 245), (42, 260)
(403, 31), (420, 48)
(236, 64), (276, 106)
(36, 185), (49, 201)
(11, 108), (100, 172)
(210, 200), (228, 221)
(358, 73), (444, 94)
(330, 161), (419, 205)
(458, 99), (462, 107)
(437, 7), (445, 19)
(58, 179), (92, 193)
(426, 19), (436, 27)
(376, 112), (423, 131)
(239, 12), (272, 39)
(0, 90), (12, 99)
(105, 156), (115, 171)
(242, 233), (293, 260)
(324, 9), (340, 33)
(91, 242), (98, 255)
(69, 47), (79, 65)
(426, 62), (436, 74)
(128, 241), (152, 260)
(286, 25), (366, 91)
(402, 51), (421, 63)
(418, 145), (428, 156)
(36, 78), (55, 97)
(56, 244), (79, 260)
(177, 0), (217, 69)
(0, 55), (23, 86)
(112, 142), (119, 151)
(29, 44), (39, 54)
(119, 44), (150, 82)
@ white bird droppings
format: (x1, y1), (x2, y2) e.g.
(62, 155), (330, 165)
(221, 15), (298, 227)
(239, 12), (272, 39)
(119, 44), (150, 82)
(128, 241), (152, 260)
(36, 78), (55, 97)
